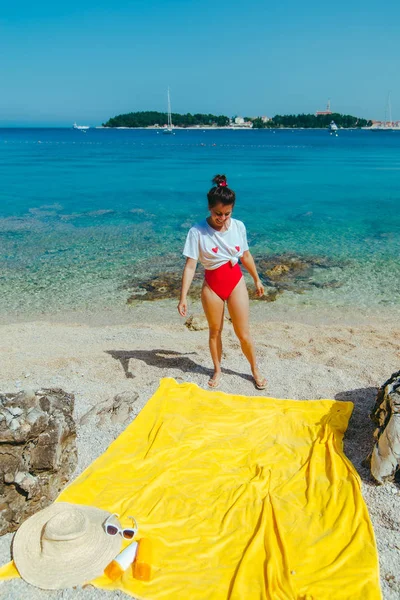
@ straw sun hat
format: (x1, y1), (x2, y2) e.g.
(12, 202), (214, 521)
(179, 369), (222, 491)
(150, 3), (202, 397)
(12, 502), (122, 590)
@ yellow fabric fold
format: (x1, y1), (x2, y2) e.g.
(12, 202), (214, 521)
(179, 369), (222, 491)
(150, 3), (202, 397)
(0, 561), (19, 580)
(0, 378), (381, 599)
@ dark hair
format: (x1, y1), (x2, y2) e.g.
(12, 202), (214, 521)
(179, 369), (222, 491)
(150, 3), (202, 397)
(207, 174), (236, 208)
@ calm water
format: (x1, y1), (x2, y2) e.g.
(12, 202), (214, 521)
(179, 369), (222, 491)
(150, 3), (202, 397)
(0, 127), (399, 316)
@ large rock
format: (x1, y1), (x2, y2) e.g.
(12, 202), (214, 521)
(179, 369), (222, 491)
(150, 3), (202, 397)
(0, 388), (77, 535)
(369, 371), (400, 483)
(80, 391), (139, 426)
(185, 313), (209, 331)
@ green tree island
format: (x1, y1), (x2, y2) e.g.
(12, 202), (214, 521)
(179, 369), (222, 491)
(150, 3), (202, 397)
(103, 112), (230, 128)
(102, 111), (372, 129)
(252, 113), (372, 128)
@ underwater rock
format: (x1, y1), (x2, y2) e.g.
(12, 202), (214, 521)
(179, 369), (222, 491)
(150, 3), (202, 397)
(255, 253), (344, 293)
(310, 280), (342, 289)
(248, 287), (282, 302)
(125, 253), (344, 303)
(0, 388), (77, 535)
(368, 371), (400, 484)
(257, 255), (313, 281)
(265, 264), (290, 279)
(127, 271), (203, 302)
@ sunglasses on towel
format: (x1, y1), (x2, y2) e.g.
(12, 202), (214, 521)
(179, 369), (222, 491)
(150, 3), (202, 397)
(104, 513), (138, 539)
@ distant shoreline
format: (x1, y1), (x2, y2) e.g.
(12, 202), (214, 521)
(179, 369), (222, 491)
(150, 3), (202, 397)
(1, 126), (398, 131)
(95, 126), (400, 131)
(95, 126), (397, 131)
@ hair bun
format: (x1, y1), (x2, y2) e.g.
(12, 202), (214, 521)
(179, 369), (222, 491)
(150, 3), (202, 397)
(207, 174), (235, 206)
(212, 174), (227, 187)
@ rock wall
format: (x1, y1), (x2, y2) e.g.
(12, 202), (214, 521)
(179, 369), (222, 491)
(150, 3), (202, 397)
(0, 388), (77, 535)
(369, 371), (400, 484)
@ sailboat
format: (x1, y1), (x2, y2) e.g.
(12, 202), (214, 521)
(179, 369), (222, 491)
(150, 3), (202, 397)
(163, 88), (174, 134)
(368, 93), (398, 131)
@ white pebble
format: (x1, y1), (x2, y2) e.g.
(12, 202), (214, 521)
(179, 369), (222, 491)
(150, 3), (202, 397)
(9, 419), (19, 431)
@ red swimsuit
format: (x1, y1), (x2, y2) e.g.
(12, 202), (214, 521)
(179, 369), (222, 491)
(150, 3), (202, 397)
(204, 261), (243, 301)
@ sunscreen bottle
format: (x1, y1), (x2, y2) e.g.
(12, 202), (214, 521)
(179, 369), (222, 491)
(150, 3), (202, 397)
(132, 538), (152, 581)
(104, 541), (139, 581)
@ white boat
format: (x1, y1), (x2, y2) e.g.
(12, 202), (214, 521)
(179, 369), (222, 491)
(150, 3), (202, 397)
(329, 121), (338, 135)
(163, 88), (174, 134)
(73, 122), (90, 130)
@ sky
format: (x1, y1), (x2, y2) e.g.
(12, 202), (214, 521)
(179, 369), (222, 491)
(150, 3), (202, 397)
(1, 0), (400, 126)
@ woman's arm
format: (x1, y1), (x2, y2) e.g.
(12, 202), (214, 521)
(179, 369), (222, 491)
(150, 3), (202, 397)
(240, 251), (264, 297)
(177, 257), (198, 316)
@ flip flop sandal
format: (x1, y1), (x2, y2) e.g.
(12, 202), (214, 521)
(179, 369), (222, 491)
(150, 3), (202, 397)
(254, 377), (267, 390)
(207, 374), (222, 389)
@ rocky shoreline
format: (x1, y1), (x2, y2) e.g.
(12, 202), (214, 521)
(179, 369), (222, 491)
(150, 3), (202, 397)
(125, 253), (345, 303)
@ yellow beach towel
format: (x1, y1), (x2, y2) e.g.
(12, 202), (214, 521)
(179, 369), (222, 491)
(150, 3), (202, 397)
(1, 378), (380, 599)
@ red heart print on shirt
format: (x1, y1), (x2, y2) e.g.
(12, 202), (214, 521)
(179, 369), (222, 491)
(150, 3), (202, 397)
(212, 247), (218, 253)
(235, 246), (240, 251)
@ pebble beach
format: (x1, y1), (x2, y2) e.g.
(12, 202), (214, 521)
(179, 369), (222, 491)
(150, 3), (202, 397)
(0, 299), (399, 599)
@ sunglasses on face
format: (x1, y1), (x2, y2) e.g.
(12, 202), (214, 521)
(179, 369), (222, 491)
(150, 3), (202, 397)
(104, 513), (138, 540)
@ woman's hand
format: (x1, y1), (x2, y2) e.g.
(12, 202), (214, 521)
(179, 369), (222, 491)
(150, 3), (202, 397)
(178, 258), (197, 317)
(254, 279), (264, 297)
(177, 298), (188, 317)
(240, 252), (264, 298)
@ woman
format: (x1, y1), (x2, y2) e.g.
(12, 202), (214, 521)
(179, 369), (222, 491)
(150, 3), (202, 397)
(177, 174), (267, 390)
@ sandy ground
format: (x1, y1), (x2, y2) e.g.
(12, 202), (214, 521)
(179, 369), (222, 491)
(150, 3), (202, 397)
(0, 300), (399, 599)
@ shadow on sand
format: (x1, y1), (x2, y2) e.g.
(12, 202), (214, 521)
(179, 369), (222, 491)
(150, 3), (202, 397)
(335, 386), (378, 483)
(106, 349), (252, 383)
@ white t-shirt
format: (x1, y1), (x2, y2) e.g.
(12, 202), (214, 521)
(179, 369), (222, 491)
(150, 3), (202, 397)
(183, 218), (249, 270)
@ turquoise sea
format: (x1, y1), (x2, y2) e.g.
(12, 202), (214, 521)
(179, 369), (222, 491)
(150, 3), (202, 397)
(0, 127), (399, 318)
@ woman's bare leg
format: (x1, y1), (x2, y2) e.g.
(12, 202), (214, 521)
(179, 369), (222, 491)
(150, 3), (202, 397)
(227, 278), (267, 388)
(201, 283), (225, 387)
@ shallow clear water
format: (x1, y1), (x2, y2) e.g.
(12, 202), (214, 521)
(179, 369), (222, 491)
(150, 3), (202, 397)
(0, 127), (399, 316)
